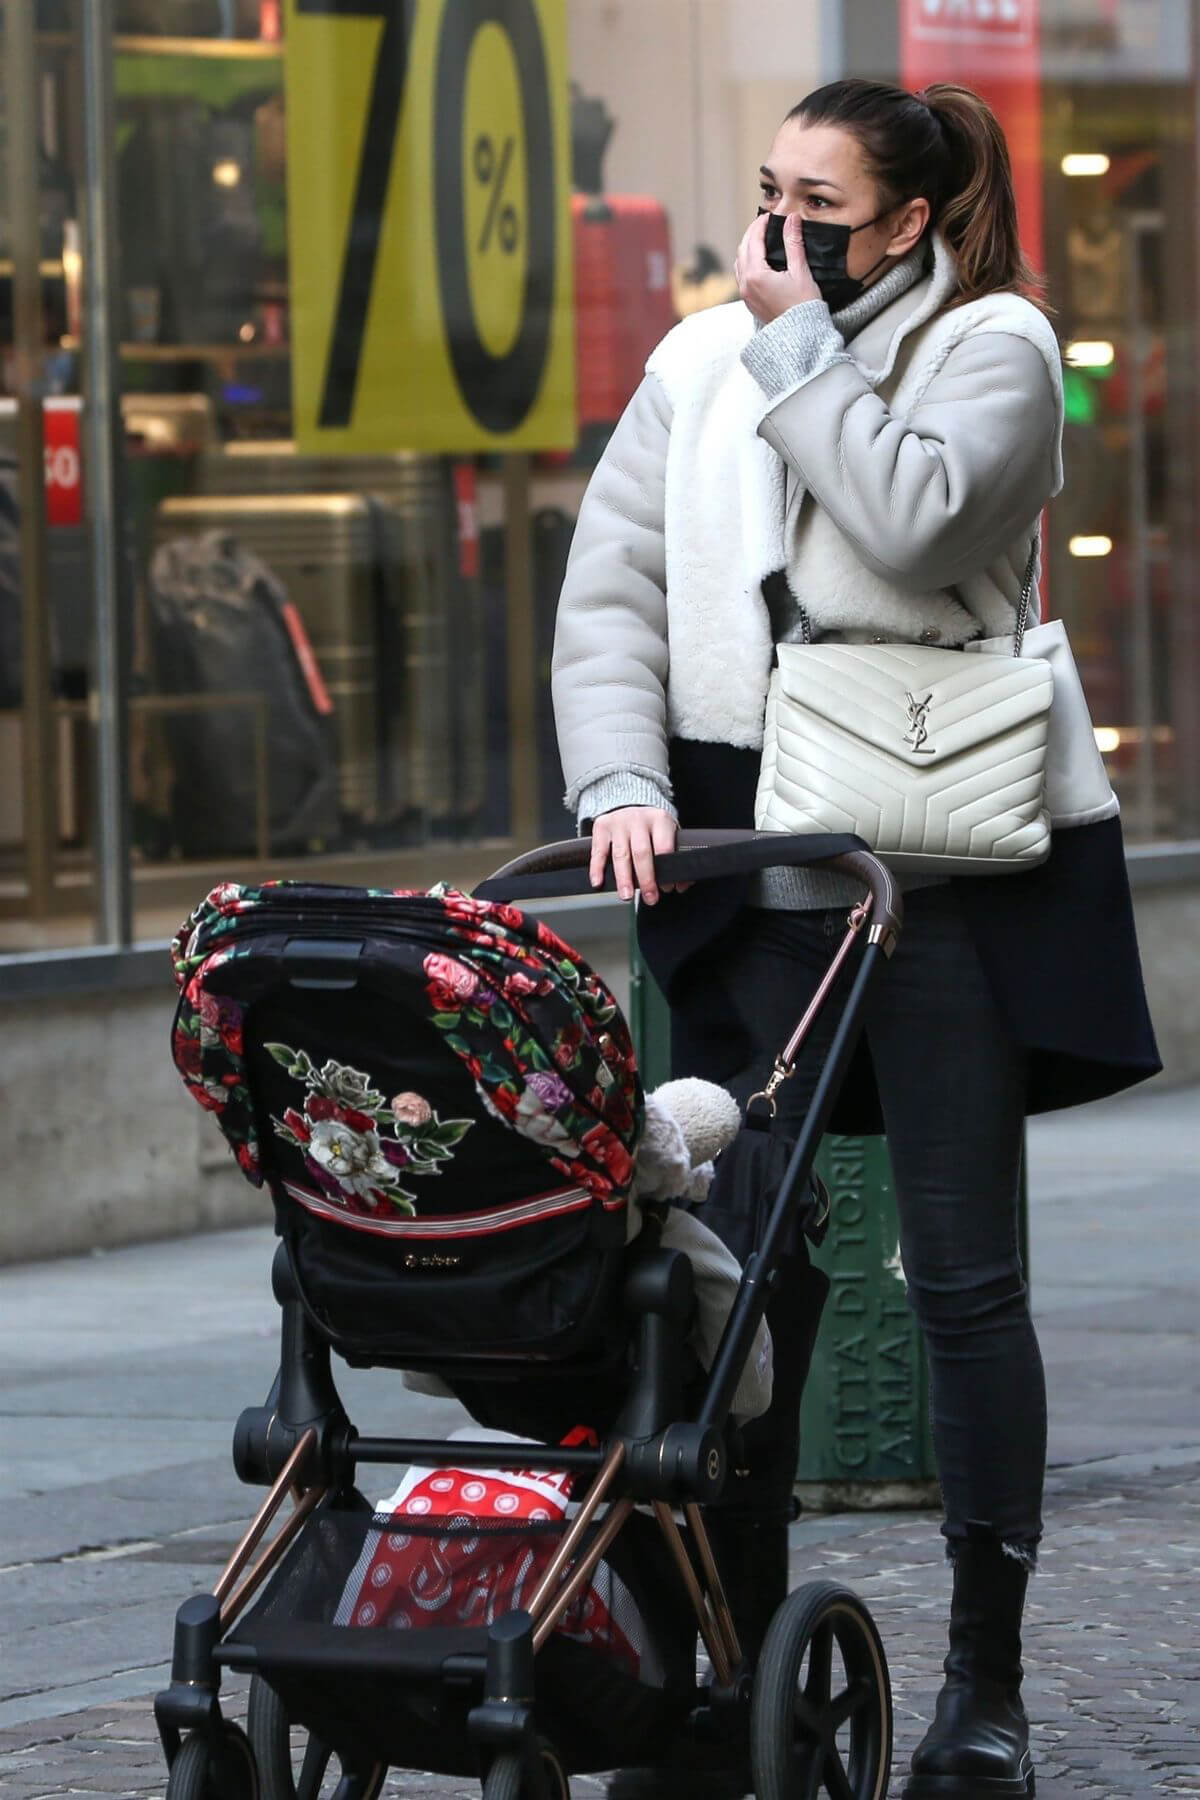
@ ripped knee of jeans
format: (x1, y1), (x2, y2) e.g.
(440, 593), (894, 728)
(944, 1519), (1040, 1573)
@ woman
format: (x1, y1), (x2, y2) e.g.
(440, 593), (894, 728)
(553, 78), (1159, 1800)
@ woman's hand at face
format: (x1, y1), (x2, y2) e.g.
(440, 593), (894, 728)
(588, 806), (690, 905)
(735, 211), (821, 324)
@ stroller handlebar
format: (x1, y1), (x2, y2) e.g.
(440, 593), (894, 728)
(475, 829), (903, 947)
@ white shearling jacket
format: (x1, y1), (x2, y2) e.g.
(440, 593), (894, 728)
(552, 234), (1071, 827)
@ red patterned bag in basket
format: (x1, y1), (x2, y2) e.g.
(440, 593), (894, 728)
(333, 1432), (658, 1682)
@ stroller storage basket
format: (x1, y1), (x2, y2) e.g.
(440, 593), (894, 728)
(220, 1502), (695, 1774)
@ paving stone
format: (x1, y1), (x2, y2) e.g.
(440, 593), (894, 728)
(0, 1461), (1195, 1797)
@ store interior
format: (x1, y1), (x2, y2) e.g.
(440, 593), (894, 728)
(2, 3), (1197, 951)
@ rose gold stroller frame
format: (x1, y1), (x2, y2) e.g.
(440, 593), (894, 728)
(206, 1432), (743, 1698)
(211, 1429), (326, 1628)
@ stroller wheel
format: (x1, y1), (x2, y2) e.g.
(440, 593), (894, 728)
(166, 1720), (259, 1800)
(750, 1581), (892, 1800)
(483, 1739), (570, 1800)
(247, 1674), (386, 1800)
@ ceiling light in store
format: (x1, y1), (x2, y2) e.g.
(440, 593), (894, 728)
(1065, 339), (1115, 369)
(1088, 724), (1173, 750)
(212, 159), (242, 188)
(1061, 153), (1110, 176)
(1069, 535), (1113, 557)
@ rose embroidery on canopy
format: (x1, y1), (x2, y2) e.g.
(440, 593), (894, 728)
(419, 944), (636, 1203)
(268, 1044), (472, 1217)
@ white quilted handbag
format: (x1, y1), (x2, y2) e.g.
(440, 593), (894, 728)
(754, 548), (1054, 874)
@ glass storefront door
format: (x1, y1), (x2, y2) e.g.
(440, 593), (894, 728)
(0, 0), (104, 950)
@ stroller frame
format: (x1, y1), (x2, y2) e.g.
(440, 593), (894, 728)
(155, 832), (902, 1799)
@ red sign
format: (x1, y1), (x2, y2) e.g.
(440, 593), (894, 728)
(452, 461), (480, 580)
(42, 398), (82, 528)
(901, 0), (1047, 606)
(904, 0), (1034, 49)
(900, 0), (1042, 268)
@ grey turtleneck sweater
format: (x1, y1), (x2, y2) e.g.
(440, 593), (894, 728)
(742, 240), (930, 400)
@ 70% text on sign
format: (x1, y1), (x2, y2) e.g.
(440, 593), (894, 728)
(475, 132), (519, 256)
(286, 0), (572, 453)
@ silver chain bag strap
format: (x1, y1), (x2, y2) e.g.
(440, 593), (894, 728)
(755, 539), (1054, 875)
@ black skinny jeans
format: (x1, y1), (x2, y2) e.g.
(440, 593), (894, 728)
(713, 885), (1046, 1561)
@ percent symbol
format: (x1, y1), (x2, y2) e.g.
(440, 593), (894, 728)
(474, 133), (520, 254)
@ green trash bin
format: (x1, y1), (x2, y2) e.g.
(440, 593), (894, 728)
(799, 1133), (1028, 1505)
(799, 1134), (938, 1505)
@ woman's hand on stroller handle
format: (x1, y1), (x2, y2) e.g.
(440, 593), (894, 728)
(588, 806), (693, 904)
(477, 833), (901, 944)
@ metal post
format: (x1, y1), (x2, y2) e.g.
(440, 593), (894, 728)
(1125, 213), (1161, 843)
(1163, 51), (1200, 839)
(80, 0), (133, 944)
(503, 454), (539, 843)
(5, 0), (58, 918)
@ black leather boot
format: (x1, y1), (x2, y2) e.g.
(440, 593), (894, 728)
(902, 1528), (1036, 1798)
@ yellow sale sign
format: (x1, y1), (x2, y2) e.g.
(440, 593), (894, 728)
(284, 0), (574, 452)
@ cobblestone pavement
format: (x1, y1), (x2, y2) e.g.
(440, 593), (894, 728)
(2, 1455), (1196, 1799)
(4, 1087), (1195, 1795)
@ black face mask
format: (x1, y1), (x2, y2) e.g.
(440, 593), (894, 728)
(760, 206), (895, 312)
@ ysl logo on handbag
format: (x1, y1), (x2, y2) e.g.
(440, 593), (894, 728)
(904, 691), (935, 754)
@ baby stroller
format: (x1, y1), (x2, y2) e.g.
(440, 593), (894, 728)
(156, 828), (902, 1800)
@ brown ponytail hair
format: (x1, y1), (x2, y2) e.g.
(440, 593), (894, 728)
(788, 78), (1046, 310)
